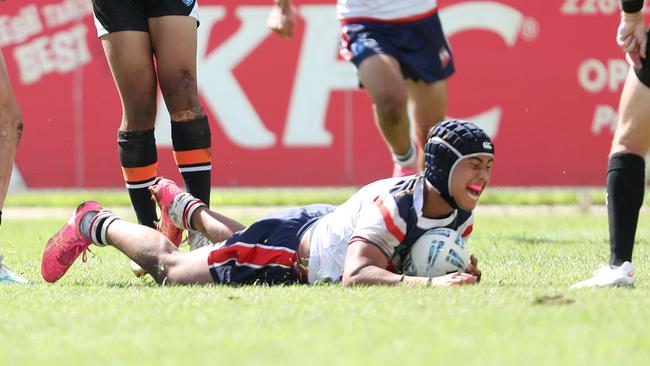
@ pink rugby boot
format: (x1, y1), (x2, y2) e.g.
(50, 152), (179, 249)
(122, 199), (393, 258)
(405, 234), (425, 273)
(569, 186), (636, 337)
(149, 178), (185, 247)
(41, 201), (103, 283)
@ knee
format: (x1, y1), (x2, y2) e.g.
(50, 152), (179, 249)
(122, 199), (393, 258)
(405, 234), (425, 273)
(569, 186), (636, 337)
(145, 238), (181, 285)
(611, 121), (650, 157)
(122, 94), (157, 130)
(162, 69), (203, 119)
(374, 91), (407, 125)
(169, 106), (205, 122)
(154, 249), (203, 286)
(163, 253), (198, 286)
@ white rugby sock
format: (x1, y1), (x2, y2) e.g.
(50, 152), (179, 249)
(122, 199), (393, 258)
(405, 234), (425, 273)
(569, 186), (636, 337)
(392, 142), (417, 167)
(169, 193), (206, 231)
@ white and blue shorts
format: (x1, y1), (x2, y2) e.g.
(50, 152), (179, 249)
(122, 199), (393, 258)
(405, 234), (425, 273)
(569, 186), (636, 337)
(340, 11), (454, 83)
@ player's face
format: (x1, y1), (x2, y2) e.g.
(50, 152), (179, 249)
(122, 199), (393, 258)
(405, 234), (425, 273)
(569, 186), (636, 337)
(450, 155), (493, 211)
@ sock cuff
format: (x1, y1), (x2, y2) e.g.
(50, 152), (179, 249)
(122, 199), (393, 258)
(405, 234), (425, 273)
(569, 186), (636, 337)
(89, 210), (120, 246)
(184, 199), (206, 231)
(169, 192), (206, 230)
(393, 142), (417, 167)
(118, 129), (158, 187)
(171, 116), (211, 151)
(608, 152), (645, 173)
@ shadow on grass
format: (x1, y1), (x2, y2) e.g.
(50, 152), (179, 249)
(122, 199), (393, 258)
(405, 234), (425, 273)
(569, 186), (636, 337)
(507, 235), (607, 246)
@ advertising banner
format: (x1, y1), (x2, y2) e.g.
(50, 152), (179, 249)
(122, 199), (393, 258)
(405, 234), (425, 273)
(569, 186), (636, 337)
(0, 0), (638, 187)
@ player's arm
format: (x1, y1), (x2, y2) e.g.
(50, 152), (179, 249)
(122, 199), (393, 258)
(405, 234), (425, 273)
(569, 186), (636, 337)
(267, 0), (297, 39)
(342, 239), (478, 287)
(619, 0), (647, 66)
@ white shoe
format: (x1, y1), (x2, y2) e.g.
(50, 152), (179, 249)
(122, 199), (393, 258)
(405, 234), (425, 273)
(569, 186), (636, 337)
(0, 260), (30, 284)
(188, 230), (211, 251)
(571, 261), (635, 288)
(130, 260), (147, 277)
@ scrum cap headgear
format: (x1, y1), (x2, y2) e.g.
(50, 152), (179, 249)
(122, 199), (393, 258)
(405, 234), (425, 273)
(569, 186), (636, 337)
(424, 119), (494, 209)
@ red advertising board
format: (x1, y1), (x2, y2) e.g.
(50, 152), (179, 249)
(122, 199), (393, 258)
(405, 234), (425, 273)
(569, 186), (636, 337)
(0, 0), (641, 187)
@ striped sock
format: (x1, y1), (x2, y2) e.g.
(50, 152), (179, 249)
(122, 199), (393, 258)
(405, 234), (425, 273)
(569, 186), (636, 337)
(79, 210), (120, 246)
(169, 192), (206, 231)
(171, 116), (212, 207)
(118, 129), (158, 228)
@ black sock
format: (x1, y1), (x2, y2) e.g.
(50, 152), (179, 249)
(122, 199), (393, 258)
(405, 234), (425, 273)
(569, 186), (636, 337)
(607, 152), (645, 266)
(118, 129), (158, 229)
(172, 116), (212, 207)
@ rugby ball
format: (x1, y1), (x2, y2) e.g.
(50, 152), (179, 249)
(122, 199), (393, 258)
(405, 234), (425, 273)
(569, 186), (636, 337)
(402, 228), (469, 277)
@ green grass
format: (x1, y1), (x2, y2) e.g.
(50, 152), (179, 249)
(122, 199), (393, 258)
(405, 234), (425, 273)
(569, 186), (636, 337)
(1, 208), (650, 365)
(2, 187), (628, 207)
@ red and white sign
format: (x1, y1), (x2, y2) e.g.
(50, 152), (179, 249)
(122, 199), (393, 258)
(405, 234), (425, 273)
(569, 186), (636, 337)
(0, 0), (639, 187)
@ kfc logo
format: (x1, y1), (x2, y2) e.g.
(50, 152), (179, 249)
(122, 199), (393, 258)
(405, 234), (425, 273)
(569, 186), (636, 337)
(153, 1), (536, 148)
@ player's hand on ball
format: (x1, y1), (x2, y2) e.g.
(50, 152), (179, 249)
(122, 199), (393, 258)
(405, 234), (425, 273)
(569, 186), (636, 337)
(465, 254), (481, 282)
(431, 272), (478, 286)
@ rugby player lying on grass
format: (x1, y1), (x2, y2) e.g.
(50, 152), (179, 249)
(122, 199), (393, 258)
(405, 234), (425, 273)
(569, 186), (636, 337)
(41, 120), (493, 287)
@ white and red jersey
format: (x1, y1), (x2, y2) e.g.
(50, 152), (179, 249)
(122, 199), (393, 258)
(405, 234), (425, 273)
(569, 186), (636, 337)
(337, 0), (438, 23)
(307, 175), (474, 284)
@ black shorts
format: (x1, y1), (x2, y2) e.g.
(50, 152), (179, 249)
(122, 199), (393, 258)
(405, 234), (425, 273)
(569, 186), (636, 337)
(92, 0), (199, 37)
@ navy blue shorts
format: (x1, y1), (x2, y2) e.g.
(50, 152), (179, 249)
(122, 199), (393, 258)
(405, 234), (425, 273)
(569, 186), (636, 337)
(207, 204), (336, 285)
(340, 12), (454, 83)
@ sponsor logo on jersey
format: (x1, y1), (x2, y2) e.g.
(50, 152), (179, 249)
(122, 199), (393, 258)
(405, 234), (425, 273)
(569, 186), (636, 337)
(181, 0), (194, 7)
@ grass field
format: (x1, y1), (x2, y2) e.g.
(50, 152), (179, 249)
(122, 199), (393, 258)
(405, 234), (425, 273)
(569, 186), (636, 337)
(1, 187), (628, 207)
(1, 192), (649, 365)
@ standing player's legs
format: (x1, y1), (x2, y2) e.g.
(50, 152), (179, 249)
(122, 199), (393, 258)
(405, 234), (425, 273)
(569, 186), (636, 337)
(406, 79), (447, 168)
(0, 52), (23, 213)
(608, 69), (650, 265)
(573, 68), (650, 288)
(149, 15), (212, 249)
(357, 55), (416, 175)
(101, 32), (160, 229)
(149, 16), (212, 208)
(0, 52), (28, 284)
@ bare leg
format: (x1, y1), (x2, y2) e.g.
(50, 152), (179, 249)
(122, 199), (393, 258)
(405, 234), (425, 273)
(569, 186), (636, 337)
(611, 70), (650, 156)
(148, 16), (204, 121)
(357, 54), (411, 157)
(189, 207), (246, 244)
(406, 79), (447, 169)
(101, 32), (158, 131)
(104, 220), (214, 285)
(0, 52), (23, 211)
(0, 52), (28, 284)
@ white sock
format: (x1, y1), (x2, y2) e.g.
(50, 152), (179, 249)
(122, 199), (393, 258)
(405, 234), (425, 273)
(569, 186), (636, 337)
(393, 142), (417, 167)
